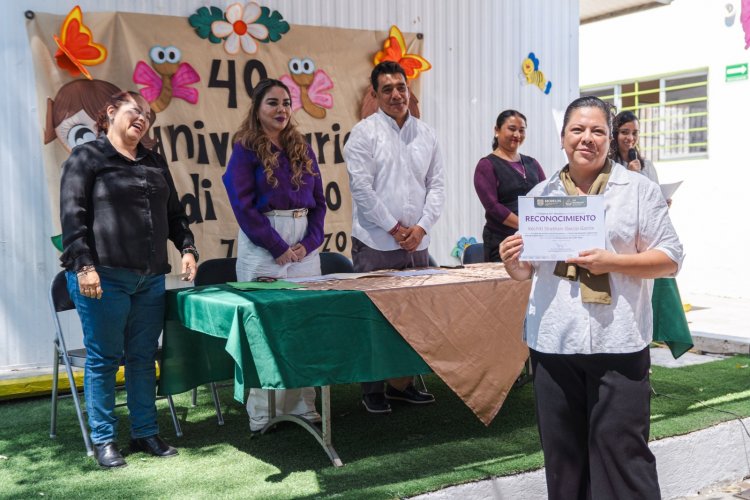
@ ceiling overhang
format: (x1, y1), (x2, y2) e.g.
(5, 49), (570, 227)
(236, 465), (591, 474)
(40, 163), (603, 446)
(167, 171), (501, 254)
(580, 0), (673, 24)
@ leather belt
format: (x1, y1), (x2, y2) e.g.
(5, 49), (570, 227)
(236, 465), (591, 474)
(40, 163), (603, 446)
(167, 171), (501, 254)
(264, 208), (309, 218)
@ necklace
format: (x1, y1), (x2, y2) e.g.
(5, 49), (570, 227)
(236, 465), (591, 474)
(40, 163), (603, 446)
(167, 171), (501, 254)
(493, 150), (526, 179)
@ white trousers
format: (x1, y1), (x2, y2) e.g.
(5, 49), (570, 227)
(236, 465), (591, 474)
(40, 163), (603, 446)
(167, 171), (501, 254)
(236, 213), (320, 430)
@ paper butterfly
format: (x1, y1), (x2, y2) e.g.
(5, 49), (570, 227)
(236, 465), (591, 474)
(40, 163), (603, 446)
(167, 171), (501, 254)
(132, 45), (200, 113)
(53, 5), (107, 79)
(742, 0), (750, 49)
(279, 58), (334, 119)
(373, 25), (431, 80)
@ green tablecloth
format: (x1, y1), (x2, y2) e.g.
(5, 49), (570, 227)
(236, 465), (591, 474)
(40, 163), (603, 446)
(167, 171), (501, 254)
(158, 285), (430, 402)
(652, 278), (693, 358)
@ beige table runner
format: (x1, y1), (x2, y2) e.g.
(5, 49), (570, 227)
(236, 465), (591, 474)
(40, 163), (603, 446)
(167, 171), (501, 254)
(300, 264), (531, 425)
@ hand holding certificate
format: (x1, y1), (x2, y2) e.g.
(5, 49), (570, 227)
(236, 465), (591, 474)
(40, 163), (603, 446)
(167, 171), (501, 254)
(518, 196), (605, 261)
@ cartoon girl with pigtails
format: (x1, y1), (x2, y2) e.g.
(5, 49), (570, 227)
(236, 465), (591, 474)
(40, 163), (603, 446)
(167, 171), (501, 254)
(45, 79), (156, 152)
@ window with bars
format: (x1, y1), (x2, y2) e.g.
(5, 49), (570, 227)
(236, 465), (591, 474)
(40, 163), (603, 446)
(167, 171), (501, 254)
(581, 70), (708, 161)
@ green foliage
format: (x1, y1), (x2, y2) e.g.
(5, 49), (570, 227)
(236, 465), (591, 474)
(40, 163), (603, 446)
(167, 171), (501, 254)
(255, 7), (290, 43)
(188, 6), (225, 44)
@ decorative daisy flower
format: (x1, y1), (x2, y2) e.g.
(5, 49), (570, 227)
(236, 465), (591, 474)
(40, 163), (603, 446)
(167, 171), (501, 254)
(211, 2), (269, 55)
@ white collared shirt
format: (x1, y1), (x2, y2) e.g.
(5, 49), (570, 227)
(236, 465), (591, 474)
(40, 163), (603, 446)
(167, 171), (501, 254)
(344, 109), (445, 251)
(524, 163), (684, 354)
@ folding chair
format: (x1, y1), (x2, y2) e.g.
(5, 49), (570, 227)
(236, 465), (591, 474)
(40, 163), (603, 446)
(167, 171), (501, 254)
(49, 271), (182, 456)
(191, 258), (241, 425)
(462, 242), (485, 264)
(319, 252), (353, 274)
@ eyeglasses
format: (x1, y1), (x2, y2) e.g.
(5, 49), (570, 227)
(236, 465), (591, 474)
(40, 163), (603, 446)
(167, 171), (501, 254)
(254, 276), (277, 283)
(123, 106), (151, 123)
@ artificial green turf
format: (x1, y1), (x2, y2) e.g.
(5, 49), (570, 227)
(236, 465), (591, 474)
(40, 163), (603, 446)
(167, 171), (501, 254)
(0, 354), (747, 499)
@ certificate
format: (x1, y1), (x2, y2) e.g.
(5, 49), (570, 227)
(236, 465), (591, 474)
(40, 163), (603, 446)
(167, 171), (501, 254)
(660, 180), (682, 200)
(518, 196), (605, 261)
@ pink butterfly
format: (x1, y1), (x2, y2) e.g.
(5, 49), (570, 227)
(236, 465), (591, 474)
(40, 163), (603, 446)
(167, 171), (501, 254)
(743, 0), (750, 49)
(280, 58), (333, 119)
(132, 45), (200, 113)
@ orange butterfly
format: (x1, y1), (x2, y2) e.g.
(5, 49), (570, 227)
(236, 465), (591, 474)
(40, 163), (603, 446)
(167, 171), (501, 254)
(53, 6), (107, 80)
(373, 25), (431, 79)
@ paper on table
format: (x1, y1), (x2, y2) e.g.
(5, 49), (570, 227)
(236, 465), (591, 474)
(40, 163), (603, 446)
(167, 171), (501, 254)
(284, 272), (382, 283)
(660, 180), (682, 200)
(384, 268), (448, 277)
(227, 280), (305, 290)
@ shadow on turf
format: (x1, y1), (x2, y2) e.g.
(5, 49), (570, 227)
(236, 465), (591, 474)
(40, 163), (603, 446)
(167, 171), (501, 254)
(2, 357), (748, 498)
(178, 376), (543, 495)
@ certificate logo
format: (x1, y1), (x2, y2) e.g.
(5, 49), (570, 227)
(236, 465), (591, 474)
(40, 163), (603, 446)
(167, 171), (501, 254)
(533, 196), (589, 208)
(564, 197), (588, 208)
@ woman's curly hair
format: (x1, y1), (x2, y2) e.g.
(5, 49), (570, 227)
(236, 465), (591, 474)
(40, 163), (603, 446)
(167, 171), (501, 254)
(232, 79), (315, 189)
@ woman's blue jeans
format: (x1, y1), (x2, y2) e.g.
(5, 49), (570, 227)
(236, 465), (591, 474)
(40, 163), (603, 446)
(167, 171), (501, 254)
(66, 267), (165, 445)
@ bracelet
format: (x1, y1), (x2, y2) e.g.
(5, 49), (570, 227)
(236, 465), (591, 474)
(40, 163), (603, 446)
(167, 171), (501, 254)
(76, 265), (95, 276)
(388, 222), (401, 236)
(181, 246), (200, 262)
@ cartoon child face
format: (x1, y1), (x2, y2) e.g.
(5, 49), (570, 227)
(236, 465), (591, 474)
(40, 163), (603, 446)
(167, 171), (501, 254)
(44, 79), (121, 152)
(54, 109), (97, 150)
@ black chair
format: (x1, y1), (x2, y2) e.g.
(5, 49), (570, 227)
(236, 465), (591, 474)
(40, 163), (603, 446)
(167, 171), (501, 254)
(462, 243), (485, 264)
(319, 252), (353, 274)
(194, 257), (238, 286)
(190, 258), (240, 425)
(49, 271), (182, 456)
(428, 255), (438, 267)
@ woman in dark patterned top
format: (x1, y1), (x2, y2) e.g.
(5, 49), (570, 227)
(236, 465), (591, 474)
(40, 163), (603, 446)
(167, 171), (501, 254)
(473, 110), (545, 262)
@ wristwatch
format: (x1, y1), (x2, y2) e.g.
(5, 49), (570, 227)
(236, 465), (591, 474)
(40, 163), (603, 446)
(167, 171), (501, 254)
(181, 246), (199, 262)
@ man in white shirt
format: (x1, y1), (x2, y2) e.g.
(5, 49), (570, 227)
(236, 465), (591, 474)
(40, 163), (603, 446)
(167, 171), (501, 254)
(344, 61), (445, 414)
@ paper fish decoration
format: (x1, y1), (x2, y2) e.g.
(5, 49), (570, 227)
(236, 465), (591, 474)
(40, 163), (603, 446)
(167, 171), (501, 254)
(374, 25), (431, 80)
(53, 5), (107, 79)
(279, 58), (333, 119)
(522, 52), (552, 95)
(133, 45), (200, 113)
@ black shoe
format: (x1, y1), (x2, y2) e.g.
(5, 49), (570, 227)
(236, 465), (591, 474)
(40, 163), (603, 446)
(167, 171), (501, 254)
(362, 393), (392, 414)
(129, 434), (178, 457)
(93, 442), (126, 468)
(385, 384), (435, 404)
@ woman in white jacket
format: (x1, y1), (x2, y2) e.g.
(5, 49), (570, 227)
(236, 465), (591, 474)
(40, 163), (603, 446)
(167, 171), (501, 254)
(500, 96), (683, 500)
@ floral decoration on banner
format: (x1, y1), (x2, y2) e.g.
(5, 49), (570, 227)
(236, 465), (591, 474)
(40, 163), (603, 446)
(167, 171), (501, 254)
(53, 5), (107, 79)
(132, 45), (201, 113)
(279, 58), (334, 119)
(188, 2), (290, 55)
(373, 25), (431, 79)
(520, 52), (552, 95)
(451, 236), (477, 260)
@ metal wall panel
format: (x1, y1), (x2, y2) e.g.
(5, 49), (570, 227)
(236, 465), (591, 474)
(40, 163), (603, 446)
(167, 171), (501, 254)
(0, 0), (577, 369)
